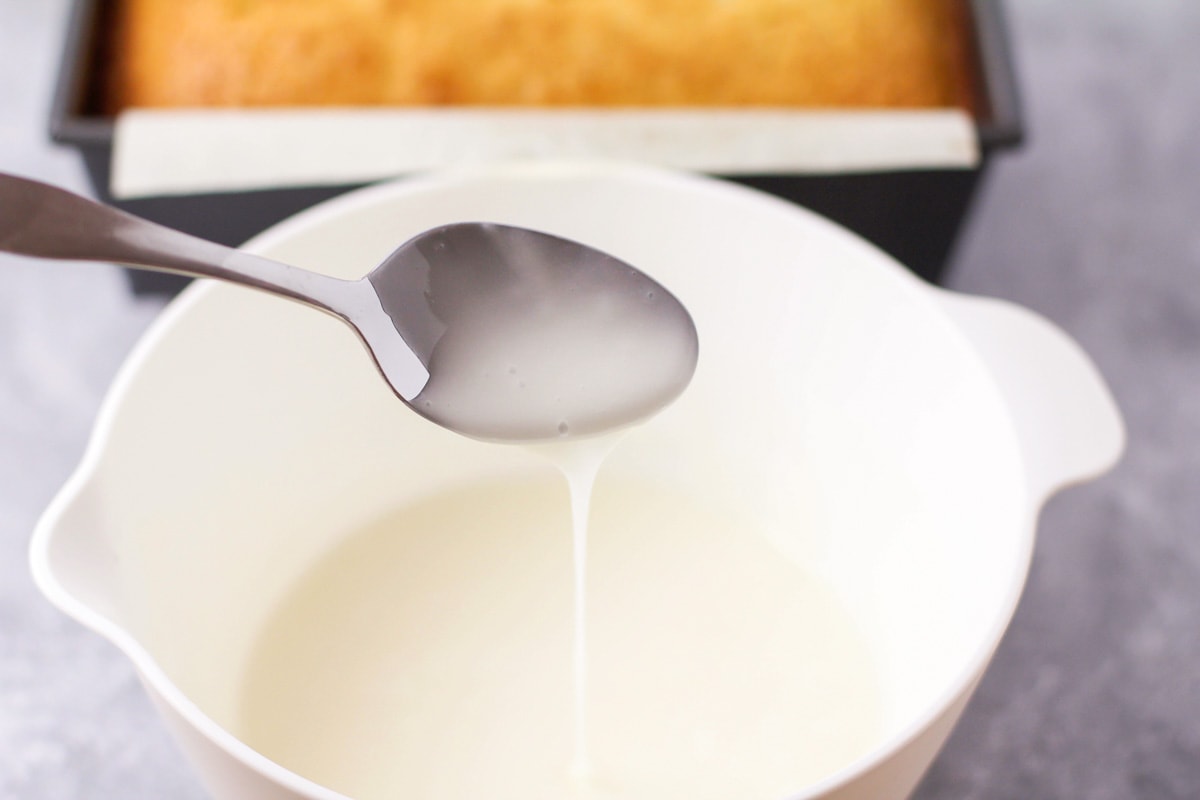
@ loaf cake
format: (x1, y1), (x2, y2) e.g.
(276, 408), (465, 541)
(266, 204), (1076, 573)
(104, 0), (975, 112)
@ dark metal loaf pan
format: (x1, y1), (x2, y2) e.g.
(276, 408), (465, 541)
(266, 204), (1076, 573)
(49, 0), (1022, 294)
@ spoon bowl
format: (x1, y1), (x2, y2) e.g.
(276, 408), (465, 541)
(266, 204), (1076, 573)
(0, 173), (698, 441)
(370, 222), (698, 440)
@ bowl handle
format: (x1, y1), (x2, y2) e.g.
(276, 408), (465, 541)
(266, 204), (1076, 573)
(933, 290), (1125, 504)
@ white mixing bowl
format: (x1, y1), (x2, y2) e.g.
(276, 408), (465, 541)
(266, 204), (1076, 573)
(32, 162), (1122, 799)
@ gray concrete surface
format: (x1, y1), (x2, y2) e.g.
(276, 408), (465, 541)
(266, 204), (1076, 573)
(1, 1), (1197, 798)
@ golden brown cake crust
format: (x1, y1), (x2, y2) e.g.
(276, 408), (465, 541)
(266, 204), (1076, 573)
(105, 0), (975, 113)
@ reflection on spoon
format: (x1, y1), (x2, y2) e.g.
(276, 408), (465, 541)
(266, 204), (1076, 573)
(373, 223), (698, 441)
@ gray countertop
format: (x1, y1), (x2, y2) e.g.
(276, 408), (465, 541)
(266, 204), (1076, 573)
(2, 1), (1197, 798)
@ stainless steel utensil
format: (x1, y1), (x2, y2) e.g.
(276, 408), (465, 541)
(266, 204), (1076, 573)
(0, 172), (698, 441)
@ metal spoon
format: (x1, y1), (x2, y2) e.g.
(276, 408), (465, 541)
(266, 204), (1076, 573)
(0, 172), (698, 442)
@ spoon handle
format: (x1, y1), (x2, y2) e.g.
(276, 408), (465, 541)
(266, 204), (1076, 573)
(0, 172), (355, 317)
